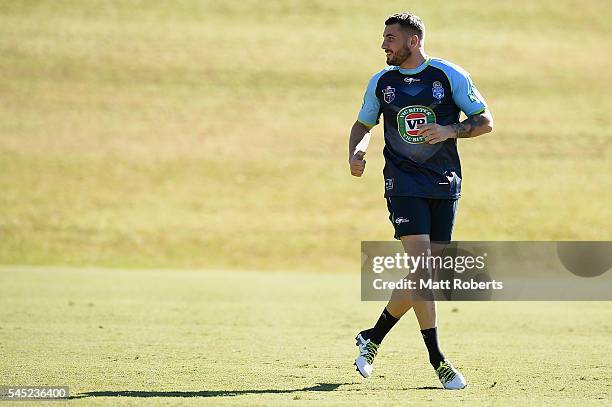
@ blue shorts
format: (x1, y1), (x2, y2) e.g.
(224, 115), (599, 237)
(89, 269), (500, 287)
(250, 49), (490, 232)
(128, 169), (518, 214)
(386, 196), (458, 242)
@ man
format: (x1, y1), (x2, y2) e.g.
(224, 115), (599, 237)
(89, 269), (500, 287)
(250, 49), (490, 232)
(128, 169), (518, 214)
(348, 12), (493, 390)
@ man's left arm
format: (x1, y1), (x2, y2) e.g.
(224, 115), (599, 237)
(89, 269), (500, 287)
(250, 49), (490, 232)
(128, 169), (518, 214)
(452, 109), (494, 138)
(419, 110), (493, 144)
(418, 109), (494, 144)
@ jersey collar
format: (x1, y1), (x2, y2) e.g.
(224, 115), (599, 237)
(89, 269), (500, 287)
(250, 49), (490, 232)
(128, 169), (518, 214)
(398, 56), (431, 75)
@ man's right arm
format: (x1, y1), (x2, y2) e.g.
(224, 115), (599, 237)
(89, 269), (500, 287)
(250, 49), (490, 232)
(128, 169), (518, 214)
(350, 69), (383, 177)
(348, 120), (372, 177)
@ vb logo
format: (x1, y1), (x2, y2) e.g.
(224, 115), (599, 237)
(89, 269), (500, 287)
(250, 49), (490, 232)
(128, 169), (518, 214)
(405, 114), (428, 135)
(397, 106), (436, 144)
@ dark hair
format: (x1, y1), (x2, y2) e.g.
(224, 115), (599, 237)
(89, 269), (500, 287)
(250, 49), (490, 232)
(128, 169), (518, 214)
(385, 12), (425, 39)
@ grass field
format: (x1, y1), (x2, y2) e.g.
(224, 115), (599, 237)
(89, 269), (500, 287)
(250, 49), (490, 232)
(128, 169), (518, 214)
(1, 266), (611, 406)
(1, 1), (611, 405)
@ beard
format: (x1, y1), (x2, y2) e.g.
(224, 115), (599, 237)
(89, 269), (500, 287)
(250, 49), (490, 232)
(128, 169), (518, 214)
(386, 46), (412, 66)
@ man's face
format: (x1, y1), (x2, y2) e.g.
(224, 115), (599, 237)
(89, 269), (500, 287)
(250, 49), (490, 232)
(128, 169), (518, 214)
(381, 24), (413, 66)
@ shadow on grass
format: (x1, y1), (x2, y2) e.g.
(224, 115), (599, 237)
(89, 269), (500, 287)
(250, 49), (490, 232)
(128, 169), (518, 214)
(409, 386), (441, 390)
(70, 383), (348, 399)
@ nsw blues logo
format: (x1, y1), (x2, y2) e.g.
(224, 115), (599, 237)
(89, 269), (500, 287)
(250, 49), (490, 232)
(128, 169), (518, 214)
(432, 81), (445, 100)
(382, 86), (395, 103)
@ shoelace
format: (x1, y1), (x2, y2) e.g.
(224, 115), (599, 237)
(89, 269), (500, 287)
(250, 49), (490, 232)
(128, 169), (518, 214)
(361, 342), (378, 364)
(436, 361), (457, 383)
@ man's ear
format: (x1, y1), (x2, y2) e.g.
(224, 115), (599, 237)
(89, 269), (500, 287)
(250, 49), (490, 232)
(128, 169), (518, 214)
(410, 34), (420, 49)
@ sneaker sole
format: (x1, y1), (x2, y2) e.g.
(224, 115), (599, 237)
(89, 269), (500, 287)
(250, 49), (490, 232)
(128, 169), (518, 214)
(354, 361), (369, 378)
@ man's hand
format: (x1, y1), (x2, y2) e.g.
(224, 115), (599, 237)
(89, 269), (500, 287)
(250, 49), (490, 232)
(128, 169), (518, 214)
(417, 123), (455, 144)
(350, 151), (366, 177)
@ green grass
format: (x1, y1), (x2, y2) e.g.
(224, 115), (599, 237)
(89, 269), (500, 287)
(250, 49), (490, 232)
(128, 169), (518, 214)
(1, 0), (611, 271)
(1, 266), (610, 406)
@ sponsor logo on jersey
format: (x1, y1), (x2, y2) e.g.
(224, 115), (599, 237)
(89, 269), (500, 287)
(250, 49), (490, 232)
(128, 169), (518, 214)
(467, 81), (481, 103)
(382, 86), (395, 103)
(432, 81), (444, 100)
(397, 105), (436, 144)
(395, 217), (410, 225)
(404, 77), (421, 84)
(468, 89), (481, 103)
(385, 178), (394, 190)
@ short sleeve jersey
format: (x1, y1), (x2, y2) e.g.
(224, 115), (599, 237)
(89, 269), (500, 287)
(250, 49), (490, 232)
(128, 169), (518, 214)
(357, 57), (487, 199)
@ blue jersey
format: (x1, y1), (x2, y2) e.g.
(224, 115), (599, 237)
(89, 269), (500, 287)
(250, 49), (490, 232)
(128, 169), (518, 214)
(357, 57), (487, 199)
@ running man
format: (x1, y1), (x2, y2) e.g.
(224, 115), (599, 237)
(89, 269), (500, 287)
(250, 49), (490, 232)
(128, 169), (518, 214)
(348, 12), (494, 390)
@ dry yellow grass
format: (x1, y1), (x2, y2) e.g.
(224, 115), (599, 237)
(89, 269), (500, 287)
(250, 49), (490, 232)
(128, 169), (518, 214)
(0, 0), (610, 270)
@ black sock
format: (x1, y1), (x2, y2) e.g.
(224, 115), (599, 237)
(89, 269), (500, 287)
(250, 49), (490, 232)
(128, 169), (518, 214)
(421, 327), (445, 368)
(368, 308), (399, 345)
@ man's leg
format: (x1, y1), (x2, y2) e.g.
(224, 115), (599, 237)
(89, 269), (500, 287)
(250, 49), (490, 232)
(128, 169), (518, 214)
(391, 235), (446, 371)
(354, 197), (431, 378)
(421, 199), (466, 389)
(390, 236), (466, 390)
(370, 233), (441, 342)
(355, 234), (431, 378)
(411, 240), (447, 370)
(381, 234), (431, 332)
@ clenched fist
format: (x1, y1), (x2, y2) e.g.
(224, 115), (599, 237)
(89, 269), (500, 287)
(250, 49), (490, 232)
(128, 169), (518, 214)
(350, 150), (366, 177)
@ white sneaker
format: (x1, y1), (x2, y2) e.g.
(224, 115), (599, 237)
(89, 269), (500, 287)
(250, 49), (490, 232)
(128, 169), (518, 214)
(435, 360), (467, 390)
(354, 331), (378, 378)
